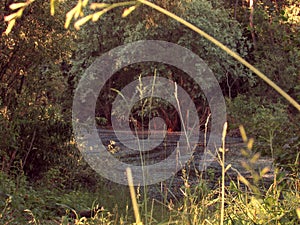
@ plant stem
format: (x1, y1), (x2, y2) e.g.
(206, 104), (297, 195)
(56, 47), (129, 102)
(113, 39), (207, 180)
(220, 122), (227, 225)
(126, 167), (142, 224)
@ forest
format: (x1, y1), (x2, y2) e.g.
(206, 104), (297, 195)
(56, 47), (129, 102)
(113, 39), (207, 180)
(0, 0), (299, 224)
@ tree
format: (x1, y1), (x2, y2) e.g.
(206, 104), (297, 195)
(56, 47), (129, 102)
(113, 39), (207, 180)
(69, 0), (253, 131)
(0, 0), (78, 176)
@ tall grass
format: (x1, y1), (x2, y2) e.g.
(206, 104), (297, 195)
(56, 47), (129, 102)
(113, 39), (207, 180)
(83, 128), (299, 224)
(1, 122), (299, 224)
(51, 97), (299, 224)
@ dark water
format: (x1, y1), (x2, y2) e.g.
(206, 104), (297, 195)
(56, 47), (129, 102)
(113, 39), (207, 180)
(79, 129), (273, 199)
(97, 129), (243, 166)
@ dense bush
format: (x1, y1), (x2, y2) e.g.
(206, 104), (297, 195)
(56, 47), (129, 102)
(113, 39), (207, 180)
(227, 95), (300, 168)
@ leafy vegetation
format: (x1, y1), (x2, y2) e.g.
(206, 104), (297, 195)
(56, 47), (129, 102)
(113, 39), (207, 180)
(0, 0), (299, 224)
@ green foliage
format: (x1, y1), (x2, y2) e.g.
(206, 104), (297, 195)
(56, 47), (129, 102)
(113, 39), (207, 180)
(223, 136), (300, 225)
(227, 95), (299, 167)
(179, 0), (252, 82)
(73, 0), (255, 129)
(120, 0), (254, 87)
(0, 171), (40, 224)
(0, 1), (77, 177)
(252, 1), (300, 97)
(0, 168), (135, 224)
